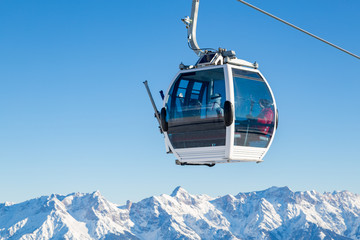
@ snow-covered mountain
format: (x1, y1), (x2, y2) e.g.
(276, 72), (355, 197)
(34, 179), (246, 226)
(1, 186), (360, 240)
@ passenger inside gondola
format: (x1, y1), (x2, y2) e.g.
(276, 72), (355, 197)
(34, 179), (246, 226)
(246, 98), (274, 147)
(208, 93), (224, 118)
(256, 99), (274, 135)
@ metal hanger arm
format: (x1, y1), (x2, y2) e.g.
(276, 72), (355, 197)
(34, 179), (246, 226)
(184, 0), (203, 56)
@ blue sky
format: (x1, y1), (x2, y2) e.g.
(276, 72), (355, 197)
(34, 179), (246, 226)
(0, 0), (359, 205)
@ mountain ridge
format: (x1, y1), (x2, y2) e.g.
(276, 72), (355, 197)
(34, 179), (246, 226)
(1, 186), (359, 240)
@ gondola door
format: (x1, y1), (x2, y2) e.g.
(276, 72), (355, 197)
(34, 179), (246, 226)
(163, 66), (229, 164)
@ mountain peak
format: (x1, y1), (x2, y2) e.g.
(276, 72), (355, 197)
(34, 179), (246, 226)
(261, 186), (293, 197)
(268, 186), (291, 192)
(171, 186), (188, 197)
(4, 201), (15, 206)
(92, 190), (102, 197)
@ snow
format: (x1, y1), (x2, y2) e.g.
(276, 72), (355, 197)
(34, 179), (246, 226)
(0, 187), (360, 240)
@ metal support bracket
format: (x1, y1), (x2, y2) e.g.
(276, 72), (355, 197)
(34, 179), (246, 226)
(182, 0), (203, 56)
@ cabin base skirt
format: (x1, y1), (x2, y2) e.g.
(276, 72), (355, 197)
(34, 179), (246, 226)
(174, 146), (267, 165)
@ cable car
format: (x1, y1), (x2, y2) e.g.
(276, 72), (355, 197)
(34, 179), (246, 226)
(144, 0), (278, 166)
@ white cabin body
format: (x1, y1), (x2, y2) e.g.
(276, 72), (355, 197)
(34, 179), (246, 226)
(161, 54), (278, 166)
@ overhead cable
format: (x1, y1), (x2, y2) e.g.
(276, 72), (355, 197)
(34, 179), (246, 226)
(236, 0), (360, 60)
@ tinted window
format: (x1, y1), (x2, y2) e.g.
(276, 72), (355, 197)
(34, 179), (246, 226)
(166, 68), (226, 149)
(233, 69), (275, 148)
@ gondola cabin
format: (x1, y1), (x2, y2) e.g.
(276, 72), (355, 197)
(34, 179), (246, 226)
(143, 0), (278, 166)
(160, 51), (278, 166)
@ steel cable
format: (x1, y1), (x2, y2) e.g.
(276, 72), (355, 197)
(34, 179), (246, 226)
(236, 0), (360, 60)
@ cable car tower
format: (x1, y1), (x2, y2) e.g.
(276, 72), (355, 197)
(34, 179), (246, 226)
(144, 0), (278, 166)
